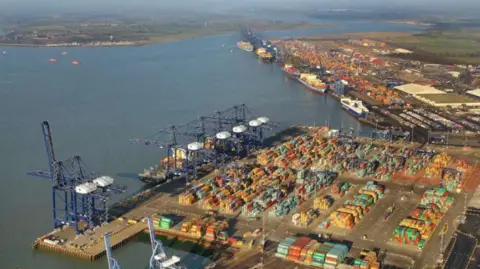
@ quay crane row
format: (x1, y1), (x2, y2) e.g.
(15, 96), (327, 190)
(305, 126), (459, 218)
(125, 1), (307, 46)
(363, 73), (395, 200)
(131, 104), (277, 185)
(240, 26), (281, 61)
(28, 121), (126, 234)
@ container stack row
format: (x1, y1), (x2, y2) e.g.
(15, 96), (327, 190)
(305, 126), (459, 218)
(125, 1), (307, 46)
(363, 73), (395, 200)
(275, 236), (349, 268)
(269, 195), (300, 217)
(424, 152), (451, 178)
(279, 40), (401, 105)
(403, 150), (434, 176)
(320, 181), (385, 229)
(391, 187), (454, 248)
(152, 214), (173, 230)
(352, 250), (380, 269)
(441, 168), (463, 192)
(331, 181), (351, 197)
(314, 195), (334, 210)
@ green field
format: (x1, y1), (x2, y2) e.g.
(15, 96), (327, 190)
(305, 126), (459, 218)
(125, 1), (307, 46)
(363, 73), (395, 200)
(334, 30), (480, 64)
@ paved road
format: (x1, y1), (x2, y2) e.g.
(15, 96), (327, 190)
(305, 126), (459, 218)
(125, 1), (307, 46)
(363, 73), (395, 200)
(444, 233), (476, 269)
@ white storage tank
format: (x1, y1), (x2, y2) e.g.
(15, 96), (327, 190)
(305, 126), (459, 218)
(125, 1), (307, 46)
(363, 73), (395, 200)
(93, 176), (115, 187)
(249, 119), (261, 127)
(187, 142), (204, 151)
(257, 117), (270, 124)
(216, 131), (232, 140)
(75, 182), (97, 194)
(232, 125), (247, 133)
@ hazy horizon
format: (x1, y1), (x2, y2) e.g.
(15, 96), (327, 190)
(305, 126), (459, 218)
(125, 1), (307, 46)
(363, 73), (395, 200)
(2, 0), (480, 14)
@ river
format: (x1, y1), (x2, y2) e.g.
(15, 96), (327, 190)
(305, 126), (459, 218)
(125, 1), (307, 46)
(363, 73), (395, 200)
(0, 20), (422, 269)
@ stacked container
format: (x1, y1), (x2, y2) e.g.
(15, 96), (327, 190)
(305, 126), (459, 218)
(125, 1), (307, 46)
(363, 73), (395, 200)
(204, 225), (216, 241)
(424, 152), (451, 178)
(441, 168), (463, 192)
(152, 215), (173, 230)
(331, 181), (351, 197)
(269, 195), (300, 217)
(392, 187), (454, 247)
(326, 181), (385, 229)
(275, 236), (349, 268)
(314, 195), (334, 210)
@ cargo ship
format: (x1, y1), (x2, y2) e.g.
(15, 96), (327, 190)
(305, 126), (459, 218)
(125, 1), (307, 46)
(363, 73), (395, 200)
(281, 64), (300, 79)
(340, 97), (369, 119)
(256, 47), (274, 63)
(298, 73), (327, 94)
(138, 165), (168, 184)
(237, 41), (253, 52)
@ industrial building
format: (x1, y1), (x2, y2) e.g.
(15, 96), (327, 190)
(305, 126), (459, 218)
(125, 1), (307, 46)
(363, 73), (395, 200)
(394, 83), (480, 108)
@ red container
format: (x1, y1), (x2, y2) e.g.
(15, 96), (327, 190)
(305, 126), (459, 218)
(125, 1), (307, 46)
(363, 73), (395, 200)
(326, 257), (338, 263)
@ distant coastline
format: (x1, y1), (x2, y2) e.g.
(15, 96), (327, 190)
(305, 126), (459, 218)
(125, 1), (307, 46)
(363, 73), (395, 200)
(0, 23), (327, 48)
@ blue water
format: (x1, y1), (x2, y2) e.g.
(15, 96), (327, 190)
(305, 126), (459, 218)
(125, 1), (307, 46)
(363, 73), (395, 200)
(0, 20), (421, 268)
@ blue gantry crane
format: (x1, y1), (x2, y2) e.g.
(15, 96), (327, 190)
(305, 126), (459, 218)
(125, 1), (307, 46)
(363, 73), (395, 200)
(147, 216), (185, 269)
(132, 104), (277, 184)
(28, 121), (126, 234)
(104, 233), (121, 269)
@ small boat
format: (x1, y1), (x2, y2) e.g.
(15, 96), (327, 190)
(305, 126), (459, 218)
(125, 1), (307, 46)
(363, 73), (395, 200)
(340, 97), (369, 118)
(2, 51), (6, 54)
(49, 58), (57, 63)
(71, 60), (80, 65)
(61, 52), (67, 55)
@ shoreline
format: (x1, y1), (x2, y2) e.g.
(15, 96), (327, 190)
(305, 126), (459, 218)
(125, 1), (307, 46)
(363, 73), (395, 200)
(0, 24), (328, 48)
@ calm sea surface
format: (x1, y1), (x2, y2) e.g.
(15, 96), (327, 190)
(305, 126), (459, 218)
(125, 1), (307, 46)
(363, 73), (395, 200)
(0, 20), (422, 268)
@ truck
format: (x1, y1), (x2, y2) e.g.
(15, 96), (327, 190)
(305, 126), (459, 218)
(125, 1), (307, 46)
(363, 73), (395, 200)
(384, 204), (395, 220)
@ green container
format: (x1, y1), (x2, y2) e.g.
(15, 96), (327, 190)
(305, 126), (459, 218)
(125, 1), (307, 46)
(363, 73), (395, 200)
(311, 261), (324, 267)
(275, 253), (287, 259)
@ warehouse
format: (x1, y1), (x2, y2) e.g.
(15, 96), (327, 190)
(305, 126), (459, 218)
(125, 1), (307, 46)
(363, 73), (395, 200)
(394, 84), (446, 95)
(394, 84), (480, 108)
(416, 94), (480, 108)
(466, 89), (480, 99)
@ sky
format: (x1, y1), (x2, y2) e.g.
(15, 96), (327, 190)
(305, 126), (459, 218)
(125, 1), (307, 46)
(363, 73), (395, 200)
(1, 0), (480, 15)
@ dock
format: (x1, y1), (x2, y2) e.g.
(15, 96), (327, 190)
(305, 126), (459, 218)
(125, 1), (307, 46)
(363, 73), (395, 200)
(34, 221), (147, 260)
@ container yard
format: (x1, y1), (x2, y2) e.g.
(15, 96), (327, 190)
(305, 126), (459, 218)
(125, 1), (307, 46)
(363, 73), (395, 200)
(390, 187), (454, 249)
(29, 121), (480, 269)
(319, 181), (385, 230)
(268, 34), (480, 148)
(275, 236), (350, 268)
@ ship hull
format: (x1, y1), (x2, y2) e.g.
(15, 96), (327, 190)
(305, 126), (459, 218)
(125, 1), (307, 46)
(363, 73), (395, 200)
(139, 176), (167, 185)
(298, 78), (326, 94)
(341, 104), (367, 119)
(281, 69), (300, 79)
(238, 46), (253, 52)
(260, 57), (274, 63)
